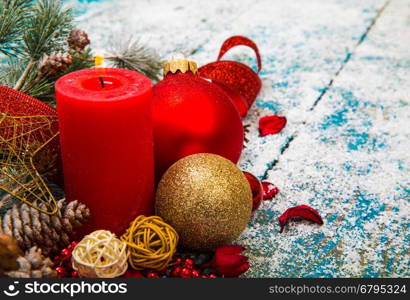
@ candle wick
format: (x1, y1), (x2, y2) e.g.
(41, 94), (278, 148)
(99, 76), (105, 88)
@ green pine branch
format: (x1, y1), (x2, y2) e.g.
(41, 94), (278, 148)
(12, 0), (73, 90)
(21, 49), (94, 105)
(108, 38), (163, 82)
(0, 0), (31, 56)
(22, 0), (73, 60)
(0, 0), (163, 105)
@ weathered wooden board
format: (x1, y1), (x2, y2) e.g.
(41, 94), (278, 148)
(75, 0), (409, 277)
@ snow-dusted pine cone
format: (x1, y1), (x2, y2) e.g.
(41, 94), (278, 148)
(68, 29), (90, 52)
(0, 199), (90, 256)
(39, 52), (72, 77)
(6, 246), (56, 278)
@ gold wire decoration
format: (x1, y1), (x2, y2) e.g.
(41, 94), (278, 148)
(0, 86), (60, 215)
(121, 215), (179, 271)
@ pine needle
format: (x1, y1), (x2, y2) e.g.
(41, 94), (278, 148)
(108, 37), (163, 81)
(0, 0), (31, 56)
(22, 0), (73, 60)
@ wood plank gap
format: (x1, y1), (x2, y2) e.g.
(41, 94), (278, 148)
(261, 0), (391, 180)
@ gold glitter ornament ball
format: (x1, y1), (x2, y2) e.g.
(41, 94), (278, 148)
(155, 153), (252, 251)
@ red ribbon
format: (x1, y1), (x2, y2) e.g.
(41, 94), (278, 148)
(199, 36), (262, 117)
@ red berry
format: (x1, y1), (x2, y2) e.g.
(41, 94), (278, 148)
(201, 275), (209, 278)
(180, 267), (192, 278)
(171, 266), (182, 277)
(262, 182), (279, 200)
(69, 241), (78, 250)
(123, 270), (145, 278)
(175, 257), (183, 265)
(53, 255), (61, 263)
(184, 258), (194, 268)
(71, 270), (79, 278)
(191, 269), (200, 278)
(209, 274), (218, 278)
(147, 272), (159, 278)
(61, 248), (71, 257)
(55, 266), (67, 278)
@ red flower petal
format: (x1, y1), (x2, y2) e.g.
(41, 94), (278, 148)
(262, 182), (279, 200)
(215, 245), (246, 256)
(211, 245), (249, 277)
(278, 205), (324, 233)
(259, 115), (287, 136)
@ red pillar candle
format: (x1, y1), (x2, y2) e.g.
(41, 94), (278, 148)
(55, 68), (154, 235)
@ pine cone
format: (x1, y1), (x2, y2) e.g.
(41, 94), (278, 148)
(39, 52), (72, 77)
(0, 191), (18, 217)
(0, 199), (90, 256)
(6, 246), (56, 278)
(0, 234), (23, 276)
(68, 29), (90, 52)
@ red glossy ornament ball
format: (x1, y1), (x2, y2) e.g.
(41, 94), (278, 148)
(152, 58), (244, 179)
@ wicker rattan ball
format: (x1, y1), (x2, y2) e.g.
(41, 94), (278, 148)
(72, 230), (128, 278)
(121, 215), (179, 270)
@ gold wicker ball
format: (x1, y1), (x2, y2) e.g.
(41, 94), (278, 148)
(155, 153), (252, 251)
(72, 230), (128, 278)
(121, 215), (178, 270)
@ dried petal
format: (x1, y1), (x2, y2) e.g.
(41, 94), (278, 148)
(210, 245), (249, 277)
(262, 182), (279, 200)
(259, 115), (287, 136)
(278, 205), (323, 233)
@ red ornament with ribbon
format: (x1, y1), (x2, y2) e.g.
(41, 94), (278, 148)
(199, 36), (262, 117)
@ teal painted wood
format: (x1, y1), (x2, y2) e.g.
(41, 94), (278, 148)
(74, 0), (410, 277)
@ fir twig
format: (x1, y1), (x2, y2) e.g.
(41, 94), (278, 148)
(0, 0), (31, 56)
(11, 0), (73, 92)
(18, 49), (94, 105)
(13, 60), (36, 90)
(108, 37), (163, 81)
(21, 0), (73, 60)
